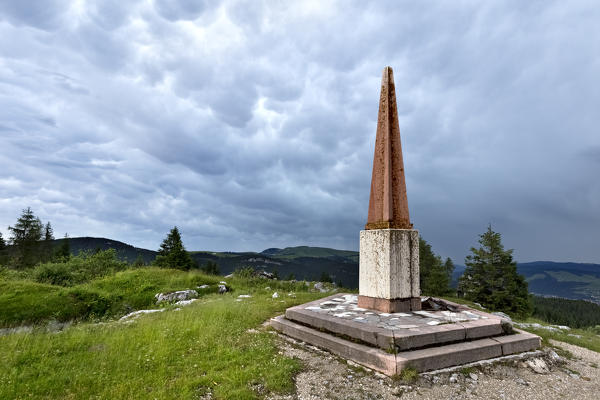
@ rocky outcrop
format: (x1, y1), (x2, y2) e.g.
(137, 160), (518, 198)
(155, 290), (198, 304)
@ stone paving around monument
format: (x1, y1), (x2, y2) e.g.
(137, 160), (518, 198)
(304, 294), (486, 331)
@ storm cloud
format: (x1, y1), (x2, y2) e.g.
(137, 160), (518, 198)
(1, 0), (599, 263)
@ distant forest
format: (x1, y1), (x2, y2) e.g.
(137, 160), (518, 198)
(531, 296), (600, 328)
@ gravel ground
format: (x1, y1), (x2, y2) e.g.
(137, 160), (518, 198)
(267, 334), (600, 400)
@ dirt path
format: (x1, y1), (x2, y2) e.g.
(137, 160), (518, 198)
(268, 334), (600, 400)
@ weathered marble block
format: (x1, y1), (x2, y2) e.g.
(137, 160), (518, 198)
(359, 229), (420, 301)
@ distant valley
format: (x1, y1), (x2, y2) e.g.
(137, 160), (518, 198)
(58, 237), (600, 304)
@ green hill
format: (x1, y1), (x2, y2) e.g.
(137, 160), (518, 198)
(54, 238), (600, 301)
(262, 246), (358, 262)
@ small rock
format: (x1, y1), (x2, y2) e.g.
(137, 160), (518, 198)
(257, 270), (275, 279)
(516, 377), (529, 386)
(272, 292), (279, 299)
(474, 302), (485, 309)
(119, 309), (164, 321)
(526, 358), (549, 374)
(197, 284), (209, 289)
(219, 281), (227, 285)
(547, 349), (562, 362)
(314, 282), (327, 293)
(449, 373), (459, 383)
(238, 294), (252, 298)
(218, 285), (229, 294)
(469, 373), (478, 381)
(265, 286), (271, 290)
(175, 299), (197, 306)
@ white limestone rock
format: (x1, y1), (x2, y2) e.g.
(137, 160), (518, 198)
(155, 290), (198, 304)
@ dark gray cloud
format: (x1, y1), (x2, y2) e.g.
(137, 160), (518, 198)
(0, 0), (599, 263)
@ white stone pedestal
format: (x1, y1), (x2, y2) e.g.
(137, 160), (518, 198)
(358, 229), (420, 312)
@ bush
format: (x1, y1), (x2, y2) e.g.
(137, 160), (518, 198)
(34, 263), (74, 286)
(33, 249), (128, 286)
(234, 266), (256, 279)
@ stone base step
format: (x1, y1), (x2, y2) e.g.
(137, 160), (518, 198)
(285, 295), (508, 351)
(271, 315), (541, 376)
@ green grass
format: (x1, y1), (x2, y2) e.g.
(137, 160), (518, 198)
(0, 268), (225, 328)
(516, 317), (600, 353)
(0, 273), (327, 399)
(397, 366), (418, 383)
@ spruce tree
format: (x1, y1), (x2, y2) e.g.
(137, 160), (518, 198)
(0, 232), (7, 266)
(8, 207), (43, 268)
(54, 233), (71, 261)
(458, 225), (531, 316)
(200, 261), (220, 275)
(42, 222), (54, 262)
(154, 226), (195, 270)
(419, 237), (454, 296)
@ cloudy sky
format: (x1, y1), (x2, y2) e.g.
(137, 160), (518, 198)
(1, 1), (599, 263)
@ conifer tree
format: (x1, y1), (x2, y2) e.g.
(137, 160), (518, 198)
(153, 226), (195, 270)
(42, 222), (54, 262)
(200, 261), (220, 275)
(458, 225), (531, 316)
(419, 237), (454, 296)
(0, 232), (7, 266)
(54, 233), (71, 261)
(8, 207), (43, 268)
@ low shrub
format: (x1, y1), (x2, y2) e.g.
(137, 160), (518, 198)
(33, 249), (128, 286)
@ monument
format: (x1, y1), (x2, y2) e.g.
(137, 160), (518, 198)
(358, 66), (420, 313)
(271, 67), (541, 375)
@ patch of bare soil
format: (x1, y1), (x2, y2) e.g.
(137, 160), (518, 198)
(267, 334), (600, 400)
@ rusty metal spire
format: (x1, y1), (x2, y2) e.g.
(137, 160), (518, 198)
(365, 66), (412, 230)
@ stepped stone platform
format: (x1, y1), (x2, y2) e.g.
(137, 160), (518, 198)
(271, 294), (540, 376)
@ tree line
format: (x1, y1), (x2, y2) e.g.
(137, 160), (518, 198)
(2, 208), (532, 318)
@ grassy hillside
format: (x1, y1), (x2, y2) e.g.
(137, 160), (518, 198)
(0, 268), (222, 328)
(261, 246), (359, 262)
(0, 278), (325, 399)
(52, 237), (157, 264)
(50, 238), (600, 302)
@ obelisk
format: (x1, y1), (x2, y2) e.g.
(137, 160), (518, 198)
(357, 66), (421, 313)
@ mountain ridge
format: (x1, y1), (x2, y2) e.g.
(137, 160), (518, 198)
(53, 237), (600, 303)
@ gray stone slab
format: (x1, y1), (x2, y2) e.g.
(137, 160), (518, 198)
(285, 294), (507, 351)
(460, 318), (504, 339)
(271, 314), (539, 375)
(492, 330), (541, 355)
(270, 315), (397, 376)
(397, 338), (503, 372)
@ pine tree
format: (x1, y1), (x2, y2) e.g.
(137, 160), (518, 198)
(419, 237), (454, 296)
(153, 226), (195, 271)
(54, 233), (71, 261)
(458, 225), (531, 316)
(200, 261), (220, 275)
(42, 222), (54, 262)
(320, 271), (332, 283)
(0, 232), (7, 266)
(8, 207), (43, 268)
